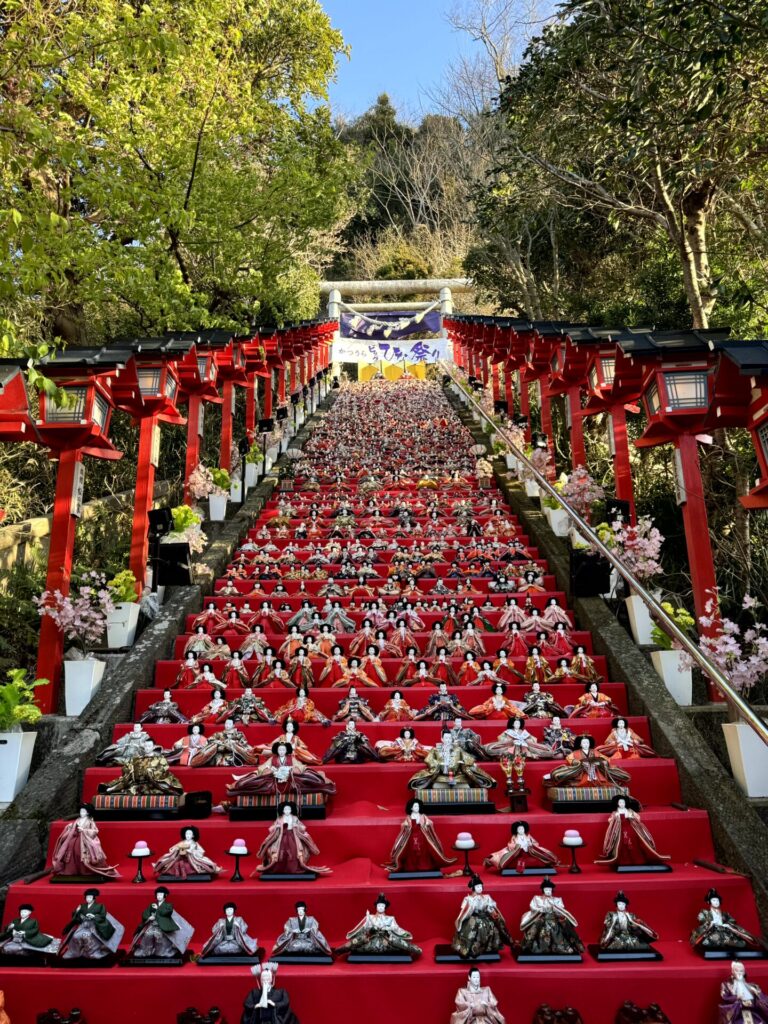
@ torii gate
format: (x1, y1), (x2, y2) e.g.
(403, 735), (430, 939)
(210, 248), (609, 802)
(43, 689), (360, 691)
(319, 278), (473, 337)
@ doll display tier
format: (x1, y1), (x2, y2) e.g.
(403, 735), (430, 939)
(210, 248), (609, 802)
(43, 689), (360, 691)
(4, 380), (767, 1024)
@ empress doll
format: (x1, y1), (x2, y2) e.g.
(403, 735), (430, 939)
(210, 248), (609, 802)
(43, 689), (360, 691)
(189, 687), (231, 725)
(483, 821), (559, 875)
(595, 795), (671, 868)
(51, 803), (120, 880)
(469, 683), (523, 721)
(274, 687), (330, 725)
(596, 717), (657, 760)
(256, 720), (320, 765)
(227, 742), (336, 802)
(377, 689), (416, 722)
(184, 625), (218, 657)
(571, 682), (620, 719)
(376, 726), (431, 763)
(255, 802), (330, 876)
(549, 735), (632, 790)
(486, 717), (552, 759)
(452, 875), (512, 959)
(384, 798), (456, 874)
(152, 826), (223, 879)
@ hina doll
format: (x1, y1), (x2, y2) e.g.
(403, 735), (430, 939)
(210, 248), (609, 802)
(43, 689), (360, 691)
(493, 648), (524, 683)
(460, 624), (486, 656)
(519, 570), (546, 594)
(360, 645), (388, 685)
(389, 619), (421, 657)
(571, 682), (620, 719)
(283, 648), (313, 690)
(191, 718), (258, 767)
(541, 624), (572, 660)
(374, 628), (401, 657)
(486, 717), (552, 759)
(384, 798), (456, 874)
(349, 620), (377, 657)
(690, 889), (763, 954)
(519, 879), (583, 956)
(408, 729), (495, 791)
(200, 902), (259, 959)
(319, 647), (348, 686)
(395, 648), (421, 686)
(226, 742), (336, 802)
(227, 687), (276, 725)
(322, 719), (382, 763)
(469, 683), (522, 721)
(550, 735), (632, 791)
(449, 718), (493, 761)
(139, 689), (188, 724)
(551, 658), (583, 685)
(240, 627), (269, 660)
(524, 647), (555, 685)
(278, 627), (305, 661)
(100, 738), (184, 798)
(257, 720), (320, 765)
(272, 901), (333, 959)
(450, 967), (506, 1024)
(377, 689), (416, 722)
(484, 821), (559, 875)
(324, 601), (356, 633)
(258, 659), (293, 689)
(222, 650), (250, 688)
(595, 795), (671, 868)
(51, 803), (120, 880)
(256, 600), (286, 633)
(241, 962), (300, 1024)
(127, 887), (194, 960)
(596, 717), (657, 760)
(287, 600), (316, 631)
(457, 651), (482, 685)
(191, 663), (219, 690)
(152, 826), (223, 879)
(256, 802), (331, 876)
(571, 645), (603, 684)
(335, 656), (380, 689)
(192, 603), (226, 632)
(0, 905), (60, 957)
(599, 892), (659, 952)
(414, 682), (472, 721)
(274, 687), (330, 725)
(210, 636), (232, 660)
(332, 686), (377, 722)
(336, 894), (422, 959)
(499, 598), (526, 630)
(59, 889), (124, 960)
(426, 623), (452, 657)
(430, 649), (459, 686)
(96, 723), (157, 765)
(375, 726), (431, 762)
(520, 681), (567, 720)
(184, 625), (217, 657)
(174, 652), (199, 688)
(166, 723), (208, 766)
(190, 687), (231, 724)
(452, 875), (512, 959)
(719, 962), (768, 1023)
(543, 717), (577, 759)
(543, 598), (572, 629)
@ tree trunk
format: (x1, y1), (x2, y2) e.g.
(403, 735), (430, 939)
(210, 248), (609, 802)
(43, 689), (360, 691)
(683, 187), (717, 326)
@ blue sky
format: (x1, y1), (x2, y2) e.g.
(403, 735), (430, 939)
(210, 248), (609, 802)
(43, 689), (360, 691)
(322, 0), (471, 119)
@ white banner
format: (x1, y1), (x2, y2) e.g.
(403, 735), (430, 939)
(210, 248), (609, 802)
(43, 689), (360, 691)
(332, 338), (450, 364)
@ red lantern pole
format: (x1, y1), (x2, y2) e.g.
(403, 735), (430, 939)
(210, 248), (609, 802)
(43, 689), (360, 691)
(480, 354), (489, 388)
(263, 368), (273, 420)
(278, 365), (287, 405)
(220, 379), (234, 471)
(504, 367), (515, 418)
(491, 365), (501, 405)
(183, 394), (203, 505)
(567, 387), (587, 467)
(245, 377), (256, 441)
(519, 376), (531, 442)
(539, 383), (555, 471)
(129, 415), (159, 589)
(37, 448), (84, 711)
(609, 405), (636, 523)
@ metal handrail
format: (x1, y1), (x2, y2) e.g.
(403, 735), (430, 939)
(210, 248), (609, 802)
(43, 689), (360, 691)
(441, 361), (768, 747)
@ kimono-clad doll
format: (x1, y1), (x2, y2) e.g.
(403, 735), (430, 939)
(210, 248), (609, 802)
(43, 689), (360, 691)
(152, 826), (223, 879)
(226, 741), (336, 803)
(323, 600), (356, 634)
(258, 658), (295, 690)
(493, 648), (524, 685)
(520, 878), (583, 956)
(192, 602), (226, 632)
(241, 962), (300, 1024)
(449, 967), (507, 1024)
(336, 893), (422, 960)
(256, 719), (321, 766)
(524, 647), (555, 685)
(469, 682), (523, 721)
(472, 660), (505, 689)
(51, 803), (120, 880)
(520, 681), (567, 720)
(59, 888), (124, 960)
(191, 718), (258, 767)
(459, 623), (486, 656)
(543, 716), (577, 759)
(719, 962), (768, 1024)
(287, 600), (315, 632)
(452, 875), (512, 959)
(334, 656), (380, 690)
(407, 660), (441, 689)
(0, 905), (60, 957)
(430, 648), (459, 687)
(377, 689), (416, 722)
(389, 619), (421, 657)
(96, 723), (158, 766)
(376, 726), (431, 763)
(408, 728), (495, 791)
(174, 652), (199, 689)
(483, 820), (559, 875)
(690, 889), (763, 954)
(384, 798), (456, 874)
(373, 627), (400, 657)
(286, 648), (315, 690)
(227, 687), (275, 725)
(318, 646), (348, 686)
(127, 887), (194, 960)
(597, 717), (657, 760)
(323, 719), (382, 764)
(184, 625), (217, 658)
(541, 623), (572, 660)
(256, 600), (286, 634)
(550, 735), (632, 791)
(189, 687), (231, 725)
(543, 597), (572, 629)
(166, 723), (208, 766)
(595, 795), (671, 869)
(571, 681), (620, 719)
(200, 902), (259, 960)
(101, 738), (184, 798)
(457, 651), (482, 686)
(222, 650), (250, 689)
(255, 801), (331, 877)
(250, 648), (277, 687)
(360, 644), (388, 686)
(278, 626), (305, 661)
(214, 610), (250, 636)
(209, 636), (232, 661)
(519, 569), (546, 594)
(501, 622), (530, 659)
(189, 662), (220, 691)
(140, 689), (188, 725)
(569, 644), (603, 683)
(274, 687), (330, 726)
(394, 647), (421, 686)
(414, 682), (471, 722)
(272, 901), (333, 960)
(486, 716), (553, 760)
(426, 622), (453, 658)
(239, 626), (270, 660)
(598, 891), (659, 953)
(551, 658), (583, 685)
(332, 685), (377, 723)
(498, 597), (526, 630)
(349, 619), (377, 657)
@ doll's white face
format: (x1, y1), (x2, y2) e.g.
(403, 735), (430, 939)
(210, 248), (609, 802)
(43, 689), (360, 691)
(297, 906), (306, 919)
(19, 909), (31, 920)
(473, 884), (483, 895)
(376, 902), (386, 914)
(192, 726), (201, 736)
(277, 744), (288, 757)
(350, 688), (358, 698)
(184, 829), (195, 841)
(512, 721), (521, 732)
(616, 901), (627, 912)
(516, 825), (525, 836)
(79, 808), (88, 819)
(157, 893), (165, 903)
(85, 894), (95, 905)
(225, 907), (235, 919)
(551, 717), (561, 729)
(224, 720), (234, 732)
(143, 740), (154, 753)
(439, 684), (448, 694)
(580, 738), (591, 754)
(531, 682), (540, 692)
(262, 968), (274, 987)
(133, 724), (142, 734)
(617, 798), (627, 810)
(346, 721), (356, 733)
(282, 805), (292, 819)
(187, 654), (195, 664)
(732, 962), (745, 981)
(616, 720), (626, 730)
(711, 897), (721, 909)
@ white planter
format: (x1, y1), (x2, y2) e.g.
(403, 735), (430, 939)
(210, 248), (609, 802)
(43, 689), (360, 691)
(230, 479), (243, 504)
(569, 527), (590, 550)
(264, 456), (274, 474)
(280, 436), (289, 453)
(524, 480), (540, 498)
(625, 592), (655, 645)
(106, 602), (141, 649)
(245, 463), (259, 488)
(546, 507), (570, 537)
(0, 730), (36, 804)
(266, 445), (279, 464)
(505, 454), (517, 471)
(209, 493), (228, 521)
(722, 720), (768, 797)
(64, 659), (106, 716)
(650, 649), (693, 705)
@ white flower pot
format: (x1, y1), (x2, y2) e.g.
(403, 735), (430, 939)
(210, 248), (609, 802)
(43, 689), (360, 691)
(230, 479), (243, 504)
(650, 649), (693, 705)
(546, 507), (570, 537)
(625, 592), (655, 645)
(280, 436), (290, 453)
(266, 445), (279, 464)
(0, 730), (36, 804)
(209, 493), (228, 521)
(64, 659), (106, 716)
(505, 454), (517, 471)
(722, 720), (768, 797)
(106, 602), (141, 649)
(245, 463), (259, 488)
(524, 480), (540, 498)
(569, 527), (589, 550)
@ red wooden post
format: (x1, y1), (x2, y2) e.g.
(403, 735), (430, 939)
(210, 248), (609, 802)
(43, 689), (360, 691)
(263, 368), (273, 420)
(568, 387), (587, 467)
(129, 415), (159, 588)
(220, 379), (234, 471)
(245, 377), (256, 441)
(504, 367), (515, 418)
(480, 354), (489, 388)
(37, 448), (83, 711)
(491, 365), (501, 405)
(539, 383), (555, 472)
(278, 366), (287, 405)
(519, 377), (531, 442)
(609, 405), (636, 523)
(183, 394), (203, 505)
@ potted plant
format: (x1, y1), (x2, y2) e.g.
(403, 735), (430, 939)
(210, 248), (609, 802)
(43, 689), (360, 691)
(209, 468), (230, 521)
(105, 569), (140, 649)
(34, 572), (114, 715)
(163, 505), (207, 554)
(650, 602), (695, 705)
(244, 443), (264, 488)
(0, 669), (45, 803)
(611, 516), (664, 645)
(521, 447), (550, 498)
(561, 467), (605, 533)
(541, 476), (570, 536)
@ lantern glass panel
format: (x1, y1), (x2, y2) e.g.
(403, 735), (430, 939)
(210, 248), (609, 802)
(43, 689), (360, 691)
(600, 357), (616, 386)
(137, 366), (162, 396)
(92, 392), (109, 432)
(165, 373), (178, 402)
(46, 386), (87, 422)
(645, 381), (661, 416)
(588, 365), (599, 392)
(550, 351), (560, 373)
(663, 371), (708, 410)
(197, 356), (209, 380)
(757, 420), (768, 464)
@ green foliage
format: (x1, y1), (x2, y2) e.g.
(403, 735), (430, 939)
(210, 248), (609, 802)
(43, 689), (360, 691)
(376, 247), (432, 282)
(245, 443), (265, 465)
(651, 603), (697, 651)
(0, 555), (48, 676)
(211, 468), (231, 491)
(107, 570), (138, 605)
(0, 669), (46, 732)
(171, 505), (202, 533)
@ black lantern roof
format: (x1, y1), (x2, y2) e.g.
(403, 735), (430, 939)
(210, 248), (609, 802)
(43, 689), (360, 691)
(717, 340), (768, 378)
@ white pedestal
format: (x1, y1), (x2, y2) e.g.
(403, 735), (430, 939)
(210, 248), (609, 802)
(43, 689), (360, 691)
(524, 480), (540, 498)
(209, 494), (228, 521)
(64, 659), (106, 716)
(722, 720), (768, 797)
(245, 463), (258, 488)
(0, 731), (36, 803)
(625, 593), (655, 645)
(650, 649), (693, 705)
(545, 507), (570, 537)
(106, 602), (141, 649)
(230, 479), (243, 504)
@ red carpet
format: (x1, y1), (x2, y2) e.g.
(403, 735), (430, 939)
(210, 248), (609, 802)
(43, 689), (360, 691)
(3, 378), (766, 1024)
